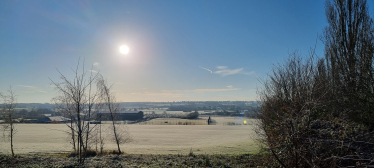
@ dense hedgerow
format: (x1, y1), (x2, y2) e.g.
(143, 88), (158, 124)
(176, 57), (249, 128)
(255, 0), (374, 167)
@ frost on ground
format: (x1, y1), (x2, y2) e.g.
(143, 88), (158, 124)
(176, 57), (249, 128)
(0, 118), (260, 155)
(0, 153), (269, 167)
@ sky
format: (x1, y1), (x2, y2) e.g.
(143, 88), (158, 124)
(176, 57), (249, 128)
(1, 0), (373, 103)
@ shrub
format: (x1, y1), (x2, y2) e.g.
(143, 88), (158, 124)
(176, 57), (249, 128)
(182, 111), (199, 119)
(256, 51), (374, 167)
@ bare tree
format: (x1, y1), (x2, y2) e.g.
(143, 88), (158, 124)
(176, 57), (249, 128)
(109, 122), (132, 149)
(0, 87), (17, 157)
(255, 50), (333, 167)
(253, 0), (374, 167)
(93, 120), (106, 154)
(50, 60), (101, 164)
(256, 46), (374, 167)
(98, 77), (124, 154)
(52, 93), (77, 151)
(323, 0), (374, 127)
(97, 111), (106, 154)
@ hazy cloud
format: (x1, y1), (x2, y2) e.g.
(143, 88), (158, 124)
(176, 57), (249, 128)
(90, 70), (98, 73)
(131, 92), (182, 97)
(214, 66), (255, 77)
(18, 85), (47, 93)
(161, 86), (241, 93)
(192, 88), (240, 92)
(217, 66), (228, 69)
(18, 85), (36, 88)
(93, 62), (100, 66)
(21, 91), (34, 93)
(131, 86), (241, 97)
(199, 66), (213, 73)
(48, 84), (57, 88)
(227, 85), (233, 88)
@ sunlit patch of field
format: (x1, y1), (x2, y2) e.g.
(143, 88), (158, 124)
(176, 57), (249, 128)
(142, 110), (186, 114)
(142, 110), (212, 115)
(204, 116), (251, 125)
(136, 118), (208, 125)
(0, 119), (260, 155)
(137, 116), (254, 126)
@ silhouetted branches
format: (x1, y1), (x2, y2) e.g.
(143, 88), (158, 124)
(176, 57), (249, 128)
(0, 87), (17, 157)
(50, 59), (102, 164)
(98, 76), (131, 154)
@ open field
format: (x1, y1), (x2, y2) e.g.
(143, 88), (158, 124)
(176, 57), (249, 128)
(0, 118), (260, 155)
(142, 110), (215, 115)
(136, 118), (208, 125)
(142, 110), (186, 114)
(136, 116), (251, 125)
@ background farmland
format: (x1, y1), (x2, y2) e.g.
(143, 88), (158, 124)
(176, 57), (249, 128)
(0, 117), (259, 155)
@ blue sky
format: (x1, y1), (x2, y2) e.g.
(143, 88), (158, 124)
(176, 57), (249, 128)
(1, 0), (372, 103)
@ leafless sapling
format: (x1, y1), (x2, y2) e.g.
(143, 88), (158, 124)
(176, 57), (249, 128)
(50, 60), (101, 164)
(98, 77), (129, 154)
(0, 87), (17, 157)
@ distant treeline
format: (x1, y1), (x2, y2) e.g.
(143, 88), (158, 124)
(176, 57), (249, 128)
(0, 108), (53, 121)
(4, 101), (259, 110)
(166, 105), (257, 113)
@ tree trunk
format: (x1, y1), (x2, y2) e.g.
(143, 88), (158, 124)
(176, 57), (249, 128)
(110, 110), (121, 154)
(71, 119), (76, 152)
(10, 122), (14, 157)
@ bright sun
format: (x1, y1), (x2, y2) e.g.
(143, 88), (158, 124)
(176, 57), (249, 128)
(119, 45), (129, 54)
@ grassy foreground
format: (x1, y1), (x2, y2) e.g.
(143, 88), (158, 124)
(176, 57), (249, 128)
(0, 152), (269, 168)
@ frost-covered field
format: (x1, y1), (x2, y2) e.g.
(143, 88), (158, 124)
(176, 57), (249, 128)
(136, 116), (252, 125)
(0, 118), (260, 155)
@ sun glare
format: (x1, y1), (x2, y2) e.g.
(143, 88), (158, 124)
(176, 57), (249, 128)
(119, 45), (129, 54)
